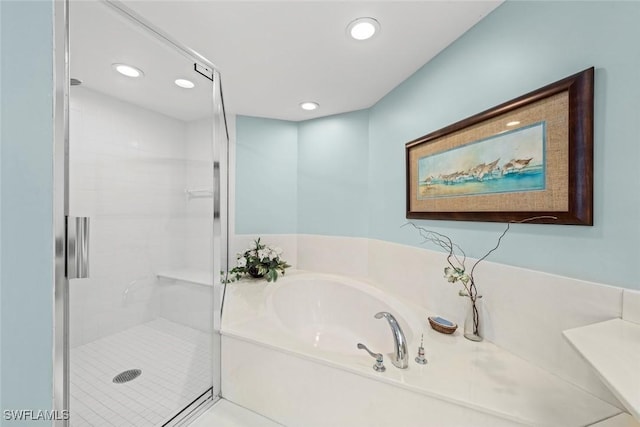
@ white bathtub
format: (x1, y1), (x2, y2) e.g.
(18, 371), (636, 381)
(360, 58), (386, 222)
(221, 271), (620, 427)
(266, 274), (421, 357)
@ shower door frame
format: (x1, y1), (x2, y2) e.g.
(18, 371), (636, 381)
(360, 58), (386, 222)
(52, 1), (229, 425)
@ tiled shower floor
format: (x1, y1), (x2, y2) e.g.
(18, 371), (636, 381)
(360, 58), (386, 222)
(70, 318), (211, 427)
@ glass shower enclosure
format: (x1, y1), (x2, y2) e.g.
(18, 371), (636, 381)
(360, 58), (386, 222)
(58, 1), (227, 425)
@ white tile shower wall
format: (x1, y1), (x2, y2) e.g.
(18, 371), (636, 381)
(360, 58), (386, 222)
(237, 233), (626, 408)
(69, 87), (190, 347)
(158, 280), (213, 333)
(153, 119), (216, 333)
(184, 118), (214, 273)
(622, 289), (640, 324)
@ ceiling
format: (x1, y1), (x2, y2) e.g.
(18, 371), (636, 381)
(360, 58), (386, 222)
(71, 1), (503, 122)
(70, 1), (214, 121)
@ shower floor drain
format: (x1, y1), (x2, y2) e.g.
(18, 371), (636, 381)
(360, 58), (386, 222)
(113, 369), (142, 384)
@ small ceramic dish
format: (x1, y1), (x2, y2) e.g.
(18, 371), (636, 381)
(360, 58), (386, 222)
(428, 316), (458, 334)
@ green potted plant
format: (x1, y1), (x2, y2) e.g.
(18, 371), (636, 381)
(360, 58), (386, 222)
(223, 238), (290, 283)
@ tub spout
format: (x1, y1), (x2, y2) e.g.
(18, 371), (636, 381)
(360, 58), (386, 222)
(374, 311), (409, 369)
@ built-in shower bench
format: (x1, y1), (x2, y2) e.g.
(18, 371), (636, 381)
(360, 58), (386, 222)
(157, 268), (213, 286)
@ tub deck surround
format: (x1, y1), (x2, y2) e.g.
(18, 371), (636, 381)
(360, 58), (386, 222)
(562, 289), (640, 422)
(564, 319), (640, 421)
(622, 289), (640, 324)
(590, 414), (640, 427)
(275, 233), (623, 406)
(221, 270), (621, 426)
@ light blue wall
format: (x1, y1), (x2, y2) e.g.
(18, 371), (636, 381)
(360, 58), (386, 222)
(235, 1), (640, 290)
(235, 116), (298, 234)
(368, 0), (640, 289)
(0, 0), (55, 423)
(298, 110), (369, 236)
(237, 110), (369, 237)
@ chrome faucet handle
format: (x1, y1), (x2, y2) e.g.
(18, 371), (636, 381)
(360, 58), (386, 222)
(357, 343), (386, 372)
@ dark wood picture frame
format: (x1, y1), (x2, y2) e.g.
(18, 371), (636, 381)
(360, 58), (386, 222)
(405, 67), (594, 225)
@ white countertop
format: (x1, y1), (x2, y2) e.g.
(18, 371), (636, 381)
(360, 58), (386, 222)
(564, 318), (640, 421)
(222, 271), (622, 426)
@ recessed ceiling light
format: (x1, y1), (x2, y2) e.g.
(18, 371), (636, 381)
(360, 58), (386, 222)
(300, 102), (319, 111)
(506, 121), (521, 127)
(112, 63), (144, 78)
(175, 79), (195, 89)
(347, 17), (380, 41)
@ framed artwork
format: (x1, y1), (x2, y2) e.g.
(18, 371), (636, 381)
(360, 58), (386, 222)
(405, 67), (594, 225)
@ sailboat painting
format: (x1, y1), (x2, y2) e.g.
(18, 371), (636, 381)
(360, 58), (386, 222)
(418, 122), (546, 199)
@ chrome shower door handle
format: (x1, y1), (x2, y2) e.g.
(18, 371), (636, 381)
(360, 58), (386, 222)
(67, 216), (90, 279)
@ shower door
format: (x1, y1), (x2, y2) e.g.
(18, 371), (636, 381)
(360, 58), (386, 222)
(65, 2), (225, 426)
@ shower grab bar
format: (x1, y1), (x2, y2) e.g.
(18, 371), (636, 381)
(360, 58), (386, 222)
(67, 216), (90, 279)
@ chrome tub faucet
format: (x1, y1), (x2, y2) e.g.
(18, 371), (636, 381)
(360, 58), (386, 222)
(375, 311), (409, 369)
(357, 343), (386, 372)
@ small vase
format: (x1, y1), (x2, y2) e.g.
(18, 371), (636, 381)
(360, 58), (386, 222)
(248, 266), (264, 279)
(464, 296), (483, 342)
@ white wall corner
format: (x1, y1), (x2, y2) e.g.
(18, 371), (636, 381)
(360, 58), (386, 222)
(296, 234), (369, 279)
(622, 289), (640, 324)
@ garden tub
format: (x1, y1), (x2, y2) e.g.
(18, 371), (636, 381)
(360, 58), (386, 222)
(221, 271), (620, 427)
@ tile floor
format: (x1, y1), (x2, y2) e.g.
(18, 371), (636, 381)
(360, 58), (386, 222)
(70, 318), (211, 427)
